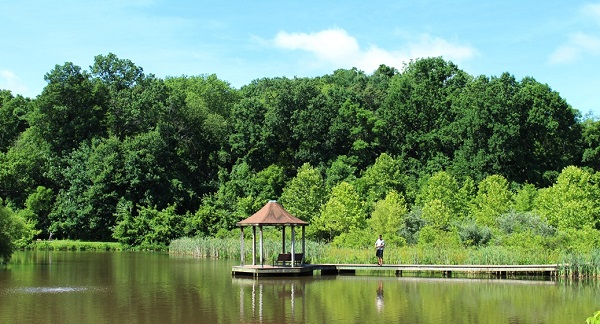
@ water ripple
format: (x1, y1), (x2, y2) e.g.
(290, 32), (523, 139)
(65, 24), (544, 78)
(12, 286), (90, 294)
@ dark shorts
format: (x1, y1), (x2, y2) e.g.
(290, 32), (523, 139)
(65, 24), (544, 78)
(376, 249), (384, 258)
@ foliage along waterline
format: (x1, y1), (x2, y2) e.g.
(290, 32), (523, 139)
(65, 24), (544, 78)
(1, 53), (600, 263)
(170, 236), (600, 278)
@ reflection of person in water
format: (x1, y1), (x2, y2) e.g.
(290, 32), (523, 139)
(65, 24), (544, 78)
(376, 280), (384, 312)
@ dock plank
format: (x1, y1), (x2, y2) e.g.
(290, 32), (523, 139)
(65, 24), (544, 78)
(232, 263), (559, 277)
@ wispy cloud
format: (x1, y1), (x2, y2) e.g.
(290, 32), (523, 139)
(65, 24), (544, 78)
(549, 3), (600, 64)
(0, 70), (28, 95)
(583, 3), (600, 22)
(549, 32), (600, 64)
(272, 28), (477, 72)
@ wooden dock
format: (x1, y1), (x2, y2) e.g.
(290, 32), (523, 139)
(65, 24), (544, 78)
(231, 263), (559, 278)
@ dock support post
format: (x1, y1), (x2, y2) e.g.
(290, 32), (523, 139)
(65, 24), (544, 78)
(395, 270), (403, 277)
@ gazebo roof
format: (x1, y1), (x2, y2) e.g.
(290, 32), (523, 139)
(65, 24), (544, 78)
(237, 200), (308, 226)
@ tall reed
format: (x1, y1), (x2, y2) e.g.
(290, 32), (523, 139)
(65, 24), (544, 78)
(559, 250), (600, 278)
(28, 240), (126, 251)
(170, 237), (600, 277)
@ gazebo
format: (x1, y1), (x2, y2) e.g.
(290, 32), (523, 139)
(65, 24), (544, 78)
(237, 200), (308, 267)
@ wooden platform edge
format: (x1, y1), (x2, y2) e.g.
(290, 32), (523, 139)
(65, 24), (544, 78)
(232, 263), (560, 278)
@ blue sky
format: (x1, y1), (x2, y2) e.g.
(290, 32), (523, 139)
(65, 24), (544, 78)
(1, 1), (600, 116)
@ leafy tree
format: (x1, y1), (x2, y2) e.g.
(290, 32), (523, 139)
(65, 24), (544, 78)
(421, 199), (453, 231)
(516, 78), (582, 185)
(280, 163), (327, 222)
(163, 75), (239, 197)
(0, 129), (51, 206)
(235, 164), (286, 217)
(311, 182), (365, 241)
(324, 155), (357, 190)
(90, 53), (169, 139)
(48, 138), (124, 240)
(355, 153), (404, 210)
(369, 190), (408, 246)
(24, 186), (54, 238)
(0, 90), (30, 152)
(496, 210), (555, 236)
(416, 171), (462, 219)
(470, 175), (513, 228)
(0, 201), (27, 263)
(581, 117), (600, 170)
(230, 77), (321, 171)
(399, 207), (426, 245)
(534, 166), (600, 230)
(113, 201), (184, 250)
(457, 220), (492, 247)
(29, 62), (106, 154)
(378, 57), (470, 173)
(450, 73), (523, 182)
(513, 183), (538, 212)
(121, 131), (175, 208)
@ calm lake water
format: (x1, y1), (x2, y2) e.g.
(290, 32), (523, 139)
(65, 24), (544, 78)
(0, 251), (598, 324)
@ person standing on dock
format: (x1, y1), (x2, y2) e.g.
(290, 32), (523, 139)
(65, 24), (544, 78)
(375, 234), (385, 266)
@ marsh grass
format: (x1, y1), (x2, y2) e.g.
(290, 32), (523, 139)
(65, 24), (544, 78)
(29, 240), (126, 251)
(171, 237), (600, 277)
(559, 250), (600, 278)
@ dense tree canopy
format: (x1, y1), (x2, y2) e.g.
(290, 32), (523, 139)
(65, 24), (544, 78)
(0, 53), (598, 255)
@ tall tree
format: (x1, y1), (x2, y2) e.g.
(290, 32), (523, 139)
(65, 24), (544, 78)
(0, 90), (30, 152)
(280, 163), (327, 223)
(310, 181), (365, 241)
(369, 190), (408, 246)
(378, 57), (470, 173)
(451, 73), (522, 182)
(534, 166), (600, 230)
(470, 175), (513, 228)
(0, 202), (27, 263)
(29, 62), (106, 154)
(581, 117), (600, 170)
(516, 78), (582, 185)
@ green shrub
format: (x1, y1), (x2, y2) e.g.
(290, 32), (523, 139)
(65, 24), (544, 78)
(586, 311), (600, 324)
(497, 210), (555, 236)
(28, 240), (126, 251)
(399, 207), (425, 245)
(457, 221), (493, 247)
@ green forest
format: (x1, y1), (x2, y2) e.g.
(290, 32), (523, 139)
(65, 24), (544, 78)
(1, 53), (600, 261)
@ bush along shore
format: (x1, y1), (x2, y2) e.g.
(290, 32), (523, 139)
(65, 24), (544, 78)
(169, 236), (600, 278)
(28, 240), (128, 252)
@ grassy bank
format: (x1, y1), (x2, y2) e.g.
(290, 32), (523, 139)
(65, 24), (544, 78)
(170, 236), (600, 277)
(28, 240), (127, 251)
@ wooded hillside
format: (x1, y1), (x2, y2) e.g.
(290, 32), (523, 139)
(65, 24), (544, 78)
(1, 54), (599, 251)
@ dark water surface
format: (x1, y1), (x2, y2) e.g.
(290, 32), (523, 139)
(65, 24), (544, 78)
(0, 251), (598, 323)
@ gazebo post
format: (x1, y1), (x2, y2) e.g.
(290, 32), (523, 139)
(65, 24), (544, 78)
(252, 226), (257, 266)
(291, 225), (296, 265)
(240, 226), (245, 266)
(302, 226), (306, 257)
(259, 225), (264, 266)
(282, 226), (286, 254)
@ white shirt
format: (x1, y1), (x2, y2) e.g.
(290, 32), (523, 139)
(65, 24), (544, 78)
(376, 238), (385, 250)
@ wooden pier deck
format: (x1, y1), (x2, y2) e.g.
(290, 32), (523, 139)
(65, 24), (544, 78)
(231, 263), (559, 278)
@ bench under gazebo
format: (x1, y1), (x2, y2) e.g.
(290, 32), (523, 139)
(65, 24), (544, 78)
(236, 200), (308, 267)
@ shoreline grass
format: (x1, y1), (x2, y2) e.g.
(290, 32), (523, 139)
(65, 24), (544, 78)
(169, 236), (600, 277)
(28, 240), (128, 251)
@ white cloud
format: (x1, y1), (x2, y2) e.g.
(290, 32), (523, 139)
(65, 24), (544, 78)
(273, 29), (360, 65)
(550, 3), (600, 64)
(272, 28), (477, 73)
(582, 3), (600, 22)
(549, 32), (600, 64)
(0, 70), (28, 95)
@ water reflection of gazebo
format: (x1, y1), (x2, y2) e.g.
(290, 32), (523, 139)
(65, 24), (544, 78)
(236, 200), (308, 267)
